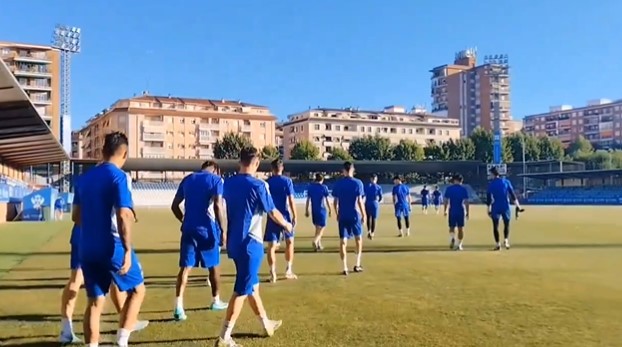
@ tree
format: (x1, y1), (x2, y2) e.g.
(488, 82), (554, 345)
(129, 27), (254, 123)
(424, 141), (448, 160)
(214, 132), (253, 159)
(505, 133), (540, 162)
(392, 139), (424, 161)
(290, 139), (320, 160)
(348, 135), (394, 160)
(469, 127), (493, 162)
(327, 147), (352, 161)
(566, 136), (593, 158)
(261, 145), (280, 159)
(442, 138), (475, 161)
(537, 136), (564, 160)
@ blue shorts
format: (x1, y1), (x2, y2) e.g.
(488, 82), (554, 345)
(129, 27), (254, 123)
(264, 215), (294, 243)
(312, 211), (327, 227)
(433, 200), (441, 208)
(338, 218), (363, 239)
(81, 247), (144, 298)
(232, 243), (263, 296)
(70, 243), (80, 270)
(365, 204), (379, 219)
(421, 199), (429, 207)
(179, 232), (220, 269)
(491, 209), (511, 223)
(448, 214), (465, 228)
(395, 206), (410, 218)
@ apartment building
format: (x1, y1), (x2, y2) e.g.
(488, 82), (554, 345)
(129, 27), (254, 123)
(0, 41), (60, 139)
(523, 99), (622, 148)
(430, 49), (521, 136)
(77, 93), (276, 179)
(71, 130), (83, 159)
(275, 124), (284, 157)
(282, 106), (461, 159)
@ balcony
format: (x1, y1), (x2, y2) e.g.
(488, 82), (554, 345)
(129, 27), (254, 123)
(141, 146), (167, 156)
(20, 82), (52, 91)
(197, 148), (213, 158)
(142, 132), (165, 142)
(142, 120), (165, 133)
(11, 65), (52, 78)
(30, 97), (52, 105)
(198, 134), (212, 145)
(198, 123), (218, 131)
(14, 52), (51, 64)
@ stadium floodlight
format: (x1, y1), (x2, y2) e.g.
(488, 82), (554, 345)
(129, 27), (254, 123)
(52, 24), (82, 193)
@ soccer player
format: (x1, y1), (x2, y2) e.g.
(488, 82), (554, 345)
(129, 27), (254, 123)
(443, 174), (470, 251)
(432, 186), (442, 214)
(487, 166), (522, 250)
(392, 176), (412, 237)
(216, 147), (289, 347)
(170, 160), (229, 321)
(305, 173), (331, 251)
(332, 161), (366, 275)
(363, 174), (383, 240)
(420, 185), (430, 214)
(264, 159), (298, 282)
(54, 196), (65, 221)
(73, 132), (145, 347)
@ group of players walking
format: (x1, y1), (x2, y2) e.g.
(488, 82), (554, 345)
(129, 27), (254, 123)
(58, 131), (521, 347)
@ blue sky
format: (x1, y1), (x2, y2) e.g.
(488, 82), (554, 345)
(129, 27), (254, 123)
(1, 0), (620, 129)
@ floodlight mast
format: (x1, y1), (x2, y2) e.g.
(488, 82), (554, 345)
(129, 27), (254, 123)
(52, 25), (81, 193)
(484, 54), (509, 166)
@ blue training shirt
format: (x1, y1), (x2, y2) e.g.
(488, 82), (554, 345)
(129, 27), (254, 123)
(392, 184), (410, 208)
(444, 184), (469, 215)
(332, 177), (364, 221)
(420, 188), (429, 201)
(364, 183), (383, 206)
(307, 182), (329, 214)
(224, 174), (276, 258)
(487, 177), (516, 213)
(74, 163), (133, 261)
(55, 198), (64, 209)
(432, 190), (442, 203)
(266, 175), (294, 215)
(175, 171), (223, 237)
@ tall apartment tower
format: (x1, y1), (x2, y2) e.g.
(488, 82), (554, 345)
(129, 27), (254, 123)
(430, 49), (519, 136)
(0, 41), (61, 139)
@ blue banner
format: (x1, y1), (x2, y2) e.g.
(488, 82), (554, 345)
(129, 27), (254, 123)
(22, 187), (58, 221)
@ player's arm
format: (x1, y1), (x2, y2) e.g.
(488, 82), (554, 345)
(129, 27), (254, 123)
(71, 189), (81, 225)
(378, 186), (383, 203)
(357, 181), (367, 221)
(115, 175), (135, 259)
(507, 182), (521, 209)
(259, 183), (292, 231)
(464, 196), (470, 219)
(213, 179), (226, 245)
(170, 180), (184, 224)
(305, 193), (311, 217)
(443, 197), (449, 215)
(486, 184), (493, 215)
(323, 186), (332, 215)
(287, 179), (297, 225)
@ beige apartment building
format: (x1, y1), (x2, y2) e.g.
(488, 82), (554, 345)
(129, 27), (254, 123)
(430, 49), (521, 136)
(76, 93), (276, 179)
(0, 41), (61, 139)
(523, 99), (622, 148)
(282, 106), (461, 159)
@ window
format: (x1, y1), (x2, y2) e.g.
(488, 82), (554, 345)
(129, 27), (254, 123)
(326, 124), (332, 131)
(314, 124), (320, 130)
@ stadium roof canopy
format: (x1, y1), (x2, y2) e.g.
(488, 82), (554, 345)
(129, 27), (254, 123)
(518, 169), (622, 180)
(0, 60), (68, 167)
(72, 158), (486, 174)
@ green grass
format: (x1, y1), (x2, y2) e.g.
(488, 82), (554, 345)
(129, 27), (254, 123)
(0, 205), (621, 346)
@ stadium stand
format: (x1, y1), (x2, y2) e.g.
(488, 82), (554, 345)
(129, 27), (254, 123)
(526, 186), (622, 205)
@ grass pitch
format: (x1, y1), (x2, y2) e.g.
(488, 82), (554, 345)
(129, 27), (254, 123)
(0, 205), (621, 347)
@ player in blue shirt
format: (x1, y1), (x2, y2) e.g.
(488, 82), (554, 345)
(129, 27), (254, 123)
(216, 147), (290, 347)
(363, 174), (383, 240)
(170, 160), (229, 321)
(443, 174), (470, 251)
(265, 159), (299, 283)
(486, 167), (522, 250)
(54, 196), (65, 221)
(420, 185), (430, 214)
(72, 132), (146, 347)
(392, 176), (412, 237)
(432, 186), (442, 214)
(305, 173), (331, 251)
(332, 161), (366, 275)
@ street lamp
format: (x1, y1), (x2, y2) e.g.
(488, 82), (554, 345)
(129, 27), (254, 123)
(521, 135), (527, 198)
(52, 25), (81, 193)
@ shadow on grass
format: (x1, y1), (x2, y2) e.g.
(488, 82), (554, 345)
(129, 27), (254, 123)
(0, 313), (57, 322)
(2, 342), (59, 347)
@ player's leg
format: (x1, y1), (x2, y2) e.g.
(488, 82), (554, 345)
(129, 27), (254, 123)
(502, 210), (511, 249)
(365, 210), (372, 238)
(208, 264), (229, 310)
(81, 262), (111, 346)
(338, 221), (350, 275)
(491, 213), (501, 250)
(369, 216), (377, 239)
(283, 234), (297, 279)
(456, 226), (465, 250)
(404, 212), (411, 236)
(311, 211), (326, 250)
(448, 221), (456, 250)
(396, 209), (403, 237)
(352, 221), (364, 273)
(112, 250), (146, 347)
(198, 239), (229, 310)
(60, 268), (83, 343)
(264, 221), (280, 283)
(174, 235), (195, 320)
(110, 285), (149, 332)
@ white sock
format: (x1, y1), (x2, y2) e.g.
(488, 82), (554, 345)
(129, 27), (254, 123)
(342, 256), (348, 271)
(406, 228), (410, 234)
(61, 317), (73, 334)
(449, 232), (455, 242)
(116, 328), (131, 346)
(258, 315), (270, 326)
(213, 294), (220, 303)
(504, 238), (509, 243)
(175, 297), (183, 310)
(459, 240), (463, 247)
(355, 252), (362, 267)
(286, 261), (292, 273)
(220, 320), (235, 340)
(270, 264), (276, 275)
(399, 228), (403, 235)
(88, 344), (98, 347)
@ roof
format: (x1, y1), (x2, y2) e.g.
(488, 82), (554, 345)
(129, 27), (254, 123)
(129, 95), (267, 109)
(519, 169), (622, 180)
(0, 60), (68, 167)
